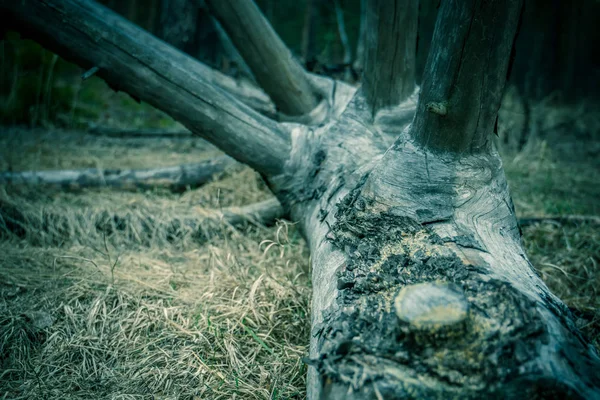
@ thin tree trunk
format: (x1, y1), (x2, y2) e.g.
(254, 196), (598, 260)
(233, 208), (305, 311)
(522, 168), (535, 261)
(0, 0), (287, 176)
(362, 0), (418, 117)
(206, 0), (321, 117)
(332, 0), (353, 82)
(352, 0), (366, 76)
(157, 0), (199, 54)
(88, 127), (193, 138)
(0, 157), (235, 192)
(301, 0), (319, 68)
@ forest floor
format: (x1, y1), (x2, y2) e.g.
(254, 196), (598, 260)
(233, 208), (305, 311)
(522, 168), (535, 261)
(0, 84), (599, 399)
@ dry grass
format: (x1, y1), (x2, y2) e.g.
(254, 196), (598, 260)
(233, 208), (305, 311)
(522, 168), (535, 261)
(1, 103), (599, 399)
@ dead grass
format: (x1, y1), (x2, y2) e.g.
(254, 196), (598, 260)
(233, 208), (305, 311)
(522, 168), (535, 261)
(1, 110), (599, 399)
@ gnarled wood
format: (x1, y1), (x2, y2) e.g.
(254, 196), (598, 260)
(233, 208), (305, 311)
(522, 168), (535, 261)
(0, 157), (236, 192)
(0, 0), (287, 176)
(362, 0), (418, 117)
(206, 0), (321, 117)
(265, 0), (600, 398)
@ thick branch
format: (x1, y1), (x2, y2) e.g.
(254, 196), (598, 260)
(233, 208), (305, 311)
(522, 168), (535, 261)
(411, 0), (523, 153)
(363, 0), (418, 116)
(0, 0), (288, 176)
(206, 0), (321, 117)
(0, 157), (236, 192)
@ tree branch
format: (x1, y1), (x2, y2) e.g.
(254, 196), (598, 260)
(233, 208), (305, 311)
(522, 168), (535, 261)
(206, 0), (321, 117)
(363, 0), (418, 117)
(411, 0), (524, 153)
(0, 0), (288, 176)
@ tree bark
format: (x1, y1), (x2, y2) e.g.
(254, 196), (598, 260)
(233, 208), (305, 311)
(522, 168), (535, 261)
(0, 157), (236, 192)
(352, 0), (366, 76)
(301, 0), (320, 67)
(332, 0), (353, 82)
(206, 0), (321, 117)
(157, 0), (199, 54)
(412, 0), (522, 153)
(275, 0), (599, 398)
(0, 0), (287, 176)
(5, 0), (600, 398)
(362, 0), (418, 117)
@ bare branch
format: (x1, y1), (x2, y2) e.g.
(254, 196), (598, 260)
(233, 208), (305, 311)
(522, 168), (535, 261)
(206, 0), (321, 117)
(0, 0), (288, 176)
(363, 0), (418, 117)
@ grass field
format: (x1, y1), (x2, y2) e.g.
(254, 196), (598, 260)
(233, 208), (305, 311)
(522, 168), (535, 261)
(1, 82), (599, 399)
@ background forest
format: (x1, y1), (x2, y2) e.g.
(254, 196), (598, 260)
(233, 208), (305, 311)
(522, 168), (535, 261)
(1, 0), (599, 398)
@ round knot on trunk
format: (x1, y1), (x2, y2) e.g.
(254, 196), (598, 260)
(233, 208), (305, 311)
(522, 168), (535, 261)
(394, 281), (469, 341)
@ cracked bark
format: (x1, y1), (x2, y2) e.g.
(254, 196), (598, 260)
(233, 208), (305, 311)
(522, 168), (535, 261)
(3, 0), (599, 398)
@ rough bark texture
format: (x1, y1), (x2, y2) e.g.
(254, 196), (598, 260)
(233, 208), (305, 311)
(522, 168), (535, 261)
(362, 0), (418, 117)
(264, 0), (600, 398)
(6, 0), (600, 399)
(206, 0), (321, 117)
(412, 0), (522, 153)
(0, 0), (287, 176)
(0, 157), (235, 192)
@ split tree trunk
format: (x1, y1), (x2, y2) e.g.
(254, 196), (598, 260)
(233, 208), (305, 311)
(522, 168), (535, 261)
(3, 0), (599, 398)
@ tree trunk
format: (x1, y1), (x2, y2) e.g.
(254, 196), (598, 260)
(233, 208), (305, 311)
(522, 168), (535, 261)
(4, 0), (600, 398)
(352, 0), (366, 76)
(278, 0), (599, 397)
(302, 0), (320, 67)
(0, 157), (236, 192)
(206, 0), (321, 117)
(332, 0), (353, 82)
(362, 0), (418, 117)
(157, 0), (201, 55)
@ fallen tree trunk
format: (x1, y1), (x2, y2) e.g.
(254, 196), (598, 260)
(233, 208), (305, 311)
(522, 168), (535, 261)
(0, 156), (236, 191)
(88, 127), (194, 138)
(4, 0), (599, 398)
